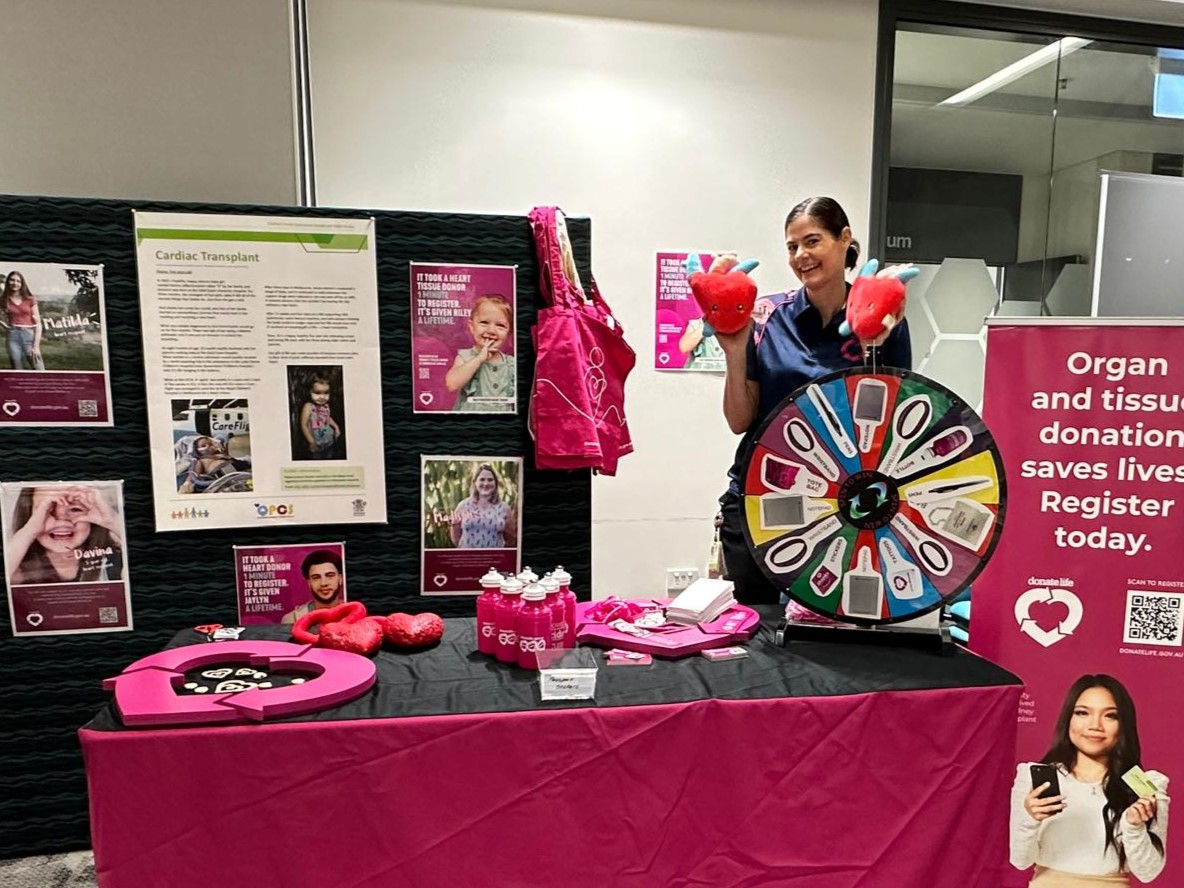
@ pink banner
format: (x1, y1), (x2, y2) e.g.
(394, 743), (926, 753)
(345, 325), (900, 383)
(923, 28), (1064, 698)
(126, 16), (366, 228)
(978, 321), (1182, 885)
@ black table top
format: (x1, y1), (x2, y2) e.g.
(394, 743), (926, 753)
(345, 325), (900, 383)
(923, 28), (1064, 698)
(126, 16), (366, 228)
(84, 607), (1020, 731)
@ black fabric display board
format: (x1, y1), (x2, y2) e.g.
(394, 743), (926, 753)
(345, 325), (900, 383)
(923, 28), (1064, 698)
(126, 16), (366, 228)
(85, 609), (1020, 731)
(0, 195), (592, 859)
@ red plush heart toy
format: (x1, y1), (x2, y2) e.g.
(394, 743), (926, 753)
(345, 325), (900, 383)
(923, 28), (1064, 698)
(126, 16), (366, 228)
(688, 270), (757, 335)
(384, 613), (445, 650)
(843, 274), (906, 342)
(318, 618), (386, 657)
(290, 601), (368, 646)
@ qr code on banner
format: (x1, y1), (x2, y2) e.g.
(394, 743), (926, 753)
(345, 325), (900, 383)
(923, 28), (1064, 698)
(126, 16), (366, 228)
(98, 607), (118, 624)
(1124, 591), (1184, 646)
(77, 399), (98, 418)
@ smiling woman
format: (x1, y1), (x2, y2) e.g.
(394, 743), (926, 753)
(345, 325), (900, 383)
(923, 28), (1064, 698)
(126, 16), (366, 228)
(714, 196), (913, 605)
(1010, 674), (1170, 885)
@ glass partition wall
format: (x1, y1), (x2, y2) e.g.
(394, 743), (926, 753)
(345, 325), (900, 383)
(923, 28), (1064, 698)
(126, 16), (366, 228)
(876, 4), (1184, 407)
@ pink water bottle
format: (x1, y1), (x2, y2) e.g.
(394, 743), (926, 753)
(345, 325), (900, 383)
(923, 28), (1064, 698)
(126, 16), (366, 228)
(476, 567), (504, 656)
(542, 575), (566, 649)
(494, 576), (524, 664)
(552, 565), (577, 648)
(516, 582), (552, 670)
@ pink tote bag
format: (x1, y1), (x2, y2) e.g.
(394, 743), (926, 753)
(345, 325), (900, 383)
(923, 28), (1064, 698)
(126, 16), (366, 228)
(527, 207), (635, 475)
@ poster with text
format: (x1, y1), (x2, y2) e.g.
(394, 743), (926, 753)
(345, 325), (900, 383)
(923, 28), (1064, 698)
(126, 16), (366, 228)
(134, 212), (387, 531)
(421, 456), (521, 594)
(0, 262), (113, 425)
(235, 542), (346, 625)
(411, 263), (517, 414)
(977, 320), (1181, 886)
(654, 251), (724, 372)
(1, 480), (131, 636)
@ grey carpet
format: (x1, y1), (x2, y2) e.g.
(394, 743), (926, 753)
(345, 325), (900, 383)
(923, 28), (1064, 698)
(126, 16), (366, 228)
(0, 852), (96, 888)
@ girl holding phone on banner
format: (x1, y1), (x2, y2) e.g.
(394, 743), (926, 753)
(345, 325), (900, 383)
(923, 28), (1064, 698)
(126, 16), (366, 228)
(715, 197), (913, 604)
(1010, 673), (1169, 885)
(1, 270), (45, 371)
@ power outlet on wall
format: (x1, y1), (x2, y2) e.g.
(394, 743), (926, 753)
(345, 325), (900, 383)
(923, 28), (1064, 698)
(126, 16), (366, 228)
(666, 567), (700, 594)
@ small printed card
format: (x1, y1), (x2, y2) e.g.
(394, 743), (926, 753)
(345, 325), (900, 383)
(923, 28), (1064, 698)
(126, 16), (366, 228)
(605, 649), (653, 666)
(1122, 765), (1158, 798)
(701, 645), (749, 662)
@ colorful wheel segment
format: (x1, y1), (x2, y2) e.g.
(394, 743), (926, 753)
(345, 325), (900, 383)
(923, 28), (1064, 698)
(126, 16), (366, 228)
(740, 367), (1006, 625)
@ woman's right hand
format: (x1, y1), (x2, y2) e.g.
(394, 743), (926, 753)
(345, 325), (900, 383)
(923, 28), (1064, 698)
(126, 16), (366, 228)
(714, 321), (752, 356)
(1023, 784), (1066, 821)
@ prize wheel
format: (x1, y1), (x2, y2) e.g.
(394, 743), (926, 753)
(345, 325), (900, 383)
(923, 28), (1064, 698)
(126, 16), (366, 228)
(739, 367), (1006, 625)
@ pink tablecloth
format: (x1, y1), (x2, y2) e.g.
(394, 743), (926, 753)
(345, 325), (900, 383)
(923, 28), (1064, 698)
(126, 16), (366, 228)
(82, 684), (1019, 888)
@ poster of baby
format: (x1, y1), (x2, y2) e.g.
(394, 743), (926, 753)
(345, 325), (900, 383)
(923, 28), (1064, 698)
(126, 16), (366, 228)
(410, 263), (517, 415)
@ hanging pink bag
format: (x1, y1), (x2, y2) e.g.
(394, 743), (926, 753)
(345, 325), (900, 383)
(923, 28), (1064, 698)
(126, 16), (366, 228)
(528, 206), (635, 475)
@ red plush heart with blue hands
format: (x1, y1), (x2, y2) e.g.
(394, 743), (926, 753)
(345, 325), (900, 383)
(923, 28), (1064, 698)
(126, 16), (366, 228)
(685, 253), (759, 335)
(839, 259), (917, 342)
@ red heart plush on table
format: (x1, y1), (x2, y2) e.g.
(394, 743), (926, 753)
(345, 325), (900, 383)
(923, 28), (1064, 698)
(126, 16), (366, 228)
(290, 601), (368, 646)
(844, 275), (906, 342)
(383, 613), (445, 650)
(317, 618), (385, 657)
(688, 271), (757, 335)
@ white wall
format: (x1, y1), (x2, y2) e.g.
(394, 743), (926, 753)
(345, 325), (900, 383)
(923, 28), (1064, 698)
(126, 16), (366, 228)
(308, 0), (880, 597)
(0, 0), (297, 204)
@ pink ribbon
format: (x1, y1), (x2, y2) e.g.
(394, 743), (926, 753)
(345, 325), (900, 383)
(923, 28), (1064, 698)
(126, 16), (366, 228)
(585, 597), (650, 624)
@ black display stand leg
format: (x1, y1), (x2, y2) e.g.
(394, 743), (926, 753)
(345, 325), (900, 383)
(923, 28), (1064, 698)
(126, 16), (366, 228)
(775, 619), (957, 656)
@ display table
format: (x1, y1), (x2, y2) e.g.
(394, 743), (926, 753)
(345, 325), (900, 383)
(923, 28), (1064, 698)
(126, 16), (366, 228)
(81, 610), (1022, 888)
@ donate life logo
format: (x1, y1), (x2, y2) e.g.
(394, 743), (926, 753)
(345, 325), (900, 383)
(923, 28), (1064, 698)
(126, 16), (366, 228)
(254, 503), (296, 519)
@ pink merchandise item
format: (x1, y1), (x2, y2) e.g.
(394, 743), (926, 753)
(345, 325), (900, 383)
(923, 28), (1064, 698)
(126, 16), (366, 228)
(527, 206), (635, 475)
(494, 576), (524, 664)
(542, 576), (566, 649)
(476, 567), (504, 655)
(575, 599), (760, 659)
(552, 565), (577, 648)
(516, 583), (553, 670)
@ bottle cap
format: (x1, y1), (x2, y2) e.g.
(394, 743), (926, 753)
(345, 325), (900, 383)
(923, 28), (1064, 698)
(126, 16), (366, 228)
(480, 567), (504, 588)
(517, 566), (539, 584)
(500, 577), (524, 595)
(541, 576), (559, 593)
(522, 582), (546, 601)
(551, 565), (572, 585)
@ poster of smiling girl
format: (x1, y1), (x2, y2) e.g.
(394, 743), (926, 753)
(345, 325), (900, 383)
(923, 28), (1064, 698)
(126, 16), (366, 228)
(410, 263), (517, 414)
(1, 480), (131, 636)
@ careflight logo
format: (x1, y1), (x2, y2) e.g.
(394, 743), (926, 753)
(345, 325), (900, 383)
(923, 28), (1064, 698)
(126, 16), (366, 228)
(254, 502), (296, 519)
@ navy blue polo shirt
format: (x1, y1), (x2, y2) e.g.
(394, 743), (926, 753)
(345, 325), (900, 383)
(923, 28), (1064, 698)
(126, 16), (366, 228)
(726, 287), (912, 493)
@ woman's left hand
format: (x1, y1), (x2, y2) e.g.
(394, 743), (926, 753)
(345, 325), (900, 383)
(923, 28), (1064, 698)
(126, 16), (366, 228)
(1125, 795), (1158, 826)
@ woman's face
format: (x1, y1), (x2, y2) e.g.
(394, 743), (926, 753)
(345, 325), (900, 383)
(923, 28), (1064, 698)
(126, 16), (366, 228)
(785, 215), (851, 293)
(32, 489), (92, 553)
(1068, 686), (1120, 760)
(474, 468), (497, 499)
(7, 273), (23, 293)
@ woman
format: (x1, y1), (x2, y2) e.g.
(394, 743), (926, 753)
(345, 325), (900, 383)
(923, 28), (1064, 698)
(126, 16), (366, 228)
(715, 197), (912, 604)
(1, 270), (46, 370)
(1011, 674), (1169, 885)
(7, 485), (124, 584)
(450, 463), (518, 549)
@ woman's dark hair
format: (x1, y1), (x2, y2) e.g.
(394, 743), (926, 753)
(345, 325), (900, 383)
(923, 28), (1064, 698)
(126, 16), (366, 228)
(785, 196), (860, 270)
(1041, 673), (1160, 869)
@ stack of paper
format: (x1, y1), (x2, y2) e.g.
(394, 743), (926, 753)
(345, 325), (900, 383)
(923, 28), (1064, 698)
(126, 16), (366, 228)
(667, 578), (736, 625)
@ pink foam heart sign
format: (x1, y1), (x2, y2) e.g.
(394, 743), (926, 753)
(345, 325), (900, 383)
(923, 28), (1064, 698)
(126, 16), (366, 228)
(384, 613), (445, 650)
(318, 619), (385, 657)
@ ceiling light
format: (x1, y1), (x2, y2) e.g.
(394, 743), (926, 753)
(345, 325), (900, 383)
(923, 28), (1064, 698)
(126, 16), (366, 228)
(940, 37), (1092, 107)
